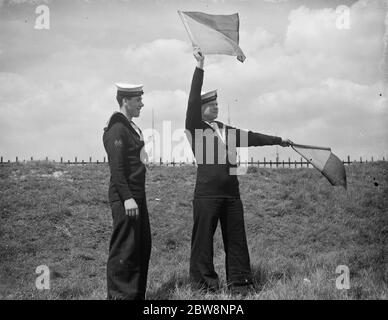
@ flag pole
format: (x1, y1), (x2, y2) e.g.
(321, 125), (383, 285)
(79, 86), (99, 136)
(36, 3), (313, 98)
(152, 108), (155, 162)
(177, 11), (197, 48)
(291, 143), (331, 173)
(291, 145), (321, 172)
(291, 142), (331, 170)
(227, 103), (230, 125)
(291, 143), (331, 151)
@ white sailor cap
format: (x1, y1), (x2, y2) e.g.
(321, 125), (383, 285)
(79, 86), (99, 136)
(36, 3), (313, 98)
(201, 90), (217, 104)
(115, 83), (144, 98)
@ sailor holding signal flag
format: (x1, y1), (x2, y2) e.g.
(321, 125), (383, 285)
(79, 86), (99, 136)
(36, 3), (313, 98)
(185, 47), (292, 295)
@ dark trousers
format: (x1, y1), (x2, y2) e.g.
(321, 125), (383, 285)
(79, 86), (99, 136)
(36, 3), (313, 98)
(107, 197), (151, 300)
(190, 197), (253, 289)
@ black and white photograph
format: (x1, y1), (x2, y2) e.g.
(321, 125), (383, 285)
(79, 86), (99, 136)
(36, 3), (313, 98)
(0, 0), (387, 308)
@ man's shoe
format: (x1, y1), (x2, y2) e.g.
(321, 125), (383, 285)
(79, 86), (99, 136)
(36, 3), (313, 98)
(191, 281), (220, 294)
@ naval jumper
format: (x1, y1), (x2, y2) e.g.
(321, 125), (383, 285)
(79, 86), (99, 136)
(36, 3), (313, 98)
(103, 111), (151, 300)
(185, 66), (282, 290)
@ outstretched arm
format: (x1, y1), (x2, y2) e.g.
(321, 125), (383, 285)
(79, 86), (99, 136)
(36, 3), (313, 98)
(185, 48), (205, 132)
(230, 127), (292, 147)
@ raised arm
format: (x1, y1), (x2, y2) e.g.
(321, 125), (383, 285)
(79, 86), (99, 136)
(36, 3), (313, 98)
(185, 48), (205, 131)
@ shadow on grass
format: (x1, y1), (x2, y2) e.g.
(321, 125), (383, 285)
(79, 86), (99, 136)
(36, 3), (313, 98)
(148, 264), (296, 299)
(57, 285), (92, 300)
(147, 274), (191, 300)
(251, 264), (294, 291)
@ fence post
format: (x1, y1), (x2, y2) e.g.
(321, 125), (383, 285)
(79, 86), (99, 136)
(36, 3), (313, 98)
(371, 156), (373, 162)
(347, 155), (350, 165)
(360, 156), (362, 163)
(31, 156), (33, 161)
(294, 160), (297, 168)
(61, 157), (63, 163)
(46, 156), (48, 162)
(282, 160), (284, 168)
(16, 156), (19, 163)
(103, 157), (106, 163)
(90, 156), (92, 163)
(288, 157), (291, 168)
(82, 160), (85, 165)
(1, 156), (2, 164)
(160, 157), (162, 166)
(264, 157), (266, 168)
(97, 159), (99, 164)
(276, 156), (278, 168)
(270, 160), (272, 168)
(75, 156), (77, 163)
(251, 157), (253, 167)
(301, 157), (303, 168)
(257, 160), (260, 168)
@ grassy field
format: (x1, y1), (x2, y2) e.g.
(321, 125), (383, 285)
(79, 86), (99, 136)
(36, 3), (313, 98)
(0, 161), (387, 300)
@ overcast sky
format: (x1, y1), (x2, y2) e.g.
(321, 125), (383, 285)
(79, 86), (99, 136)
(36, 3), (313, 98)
(0, 0), (387, 162)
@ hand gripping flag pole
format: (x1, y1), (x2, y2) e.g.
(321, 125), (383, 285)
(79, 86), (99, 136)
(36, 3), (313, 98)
(291, 142), (347, 189)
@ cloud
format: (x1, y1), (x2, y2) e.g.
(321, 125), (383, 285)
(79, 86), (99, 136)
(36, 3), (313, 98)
(207, 1), (384, 93)
(3, 0), (51, 5)
(263, 0), (289, 3)
(249, 78), (387, 156)
(285, 3), (384, 61)
(123, 38), (193, 90)
(137, 88), (193, 162)
(122, 2), (386, 159)
(142, 89), (188, 123)
(0, 71), (113, 159)
(0, 0), (386, 161)
(240, 27), (277, 54)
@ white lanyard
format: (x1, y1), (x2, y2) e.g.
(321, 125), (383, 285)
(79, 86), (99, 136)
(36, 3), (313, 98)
(130, 121), (142, 139)
(205, 121), (225, 144)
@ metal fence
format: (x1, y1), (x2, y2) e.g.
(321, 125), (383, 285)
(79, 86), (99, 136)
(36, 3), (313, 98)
(0, 155), (386, 168)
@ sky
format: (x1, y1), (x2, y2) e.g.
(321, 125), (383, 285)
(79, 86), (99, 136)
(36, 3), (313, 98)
(0, 0), (387, 163)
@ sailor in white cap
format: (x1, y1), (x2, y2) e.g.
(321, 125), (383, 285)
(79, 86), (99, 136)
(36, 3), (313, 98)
(103, 82), (151, 300)
(185, 48), (292, 296)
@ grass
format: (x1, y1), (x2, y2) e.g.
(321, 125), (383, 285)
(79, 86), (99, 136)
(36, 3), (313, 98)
(0, 161), (387, 300)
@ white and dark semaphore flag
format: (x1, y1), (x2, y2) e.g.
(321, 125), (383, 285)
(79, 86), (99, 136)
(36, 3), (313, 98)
(178, 11), (246, 62)
(291, 143), (347, 189)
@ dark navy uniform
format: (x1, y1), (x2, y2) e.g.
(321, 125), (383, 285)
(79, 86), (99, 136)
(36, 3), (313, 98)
(103, 112), (151, 300)
(185, 67), (282, 291)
